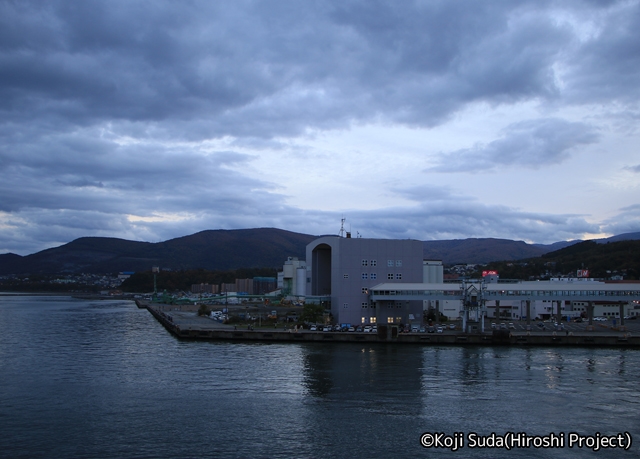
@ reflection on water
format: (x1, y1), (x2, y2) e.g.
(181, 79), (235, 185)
(302, 345), (335, 397)
(1, 295), (639, 458)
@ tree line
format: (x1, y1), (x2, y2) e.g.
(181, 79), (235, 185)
(120, 267), (278, 293)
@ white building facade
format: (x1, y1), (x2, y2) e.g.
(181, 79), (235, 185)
(278, 256), (307, 299)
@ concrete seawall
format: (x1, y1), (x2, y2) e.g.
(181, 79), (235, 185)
(139, 301), (640, 348)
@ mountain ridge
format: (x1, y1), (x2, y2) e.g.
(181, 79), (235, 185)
(1, 229), (639, 275)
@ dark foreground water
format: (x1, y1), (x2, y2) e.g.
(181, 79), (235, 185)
(1, 295), (639, 458)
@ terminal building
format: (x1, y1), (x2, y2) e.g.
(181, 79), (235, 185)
(306, 235), (424, 325)
(303, 234), (640, 328)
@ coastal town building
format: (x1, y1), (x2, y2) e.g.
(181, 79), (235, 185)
(301, 234), (640, 327)
(370, 278), (640, 331)
(235, 278), (253, 294)
(486, 297), (640, 320)
(191, 283), (220, 294)
(253, 277), (277, 295)
(305, 235), (424, 325)
(221, 283), (236, 293)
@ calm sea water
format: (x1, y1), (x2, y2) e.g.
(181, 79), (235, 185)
(1, 294), (639, 458)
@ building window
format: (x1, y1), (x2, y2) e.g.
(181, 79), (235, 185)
(371, 260), (377, 267)
(387, 260), (394, 267)
(362, 317), (366, 323)
(362, 259), (368, 267)
(343, 303), (349, 309)
(343, 274), (349, 279)
(362, 302), (368, 308)
(370, 273), (377, 280)
(396, 273), (402, 280)
(371, 317), (377, 323)
(362, 273), (368, 279)
(396, 316), (402, 323)
(387, 273), (394, 280)
(362, 287), (368, 294)
(387, 317), (394, 323)
(396, 260), (402, 267)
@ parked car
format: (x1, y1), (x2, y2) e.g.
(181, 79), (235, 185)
(491, 322), (497, 329)
(448, 323), (455, 330)
(309, 325), (317, 331)
(508, 323), (515, 329)
(322, 326), (331, 332)
(436, 326), (443, 333)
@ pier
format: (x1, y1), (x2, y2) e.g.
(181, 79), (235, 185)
(139, 301), (640, 347)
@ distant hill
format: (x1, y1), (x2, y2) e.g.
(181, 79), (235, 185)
(532, 240), (579, 252)
(424, 232), (640, 264)
(597, 231), (640, 243)
(1, 229), (639, 275)
(484, 239), (640, 280)
(423, 238), (552, 264)
(0, 228), (316, 275)
(541, 239), (640, 274)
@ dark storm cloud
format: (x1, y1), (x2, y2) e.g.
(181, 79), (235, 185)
(2, 0), (634, 138)
(427, 118), (600, 172)
(563, 1), (640, 104)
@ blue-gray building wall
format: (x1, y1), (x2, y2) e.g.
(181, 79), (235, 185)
(306, 236), (424, 325)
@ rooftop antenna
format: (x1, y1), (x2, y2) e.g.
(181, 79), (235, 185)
(339, 217), (346, 237)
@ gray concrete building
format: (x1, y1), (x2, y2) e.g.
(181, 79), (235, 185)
(306, 235), (424, 325)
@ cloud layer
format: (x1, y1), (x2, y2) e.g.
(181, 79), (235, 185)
(1, 0), (639, 255)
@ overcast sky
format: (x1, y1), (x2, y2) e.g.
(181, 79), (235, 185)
(1, 0), (639, 255)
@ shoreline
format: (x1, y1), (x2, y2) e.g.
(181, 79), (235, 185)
(0, 291), (137, 301)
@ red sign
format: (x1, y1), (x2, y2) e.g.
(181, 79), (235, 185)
(482, 270), (498, 277)
(577, 269), (590, 278)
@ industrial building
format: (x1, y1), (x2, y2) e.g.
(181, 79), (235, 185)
(303, 234), (640, 329)
(370, 278), (640, 332)
(306, 235), (425, 325)
(278, 257), (306, 298)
